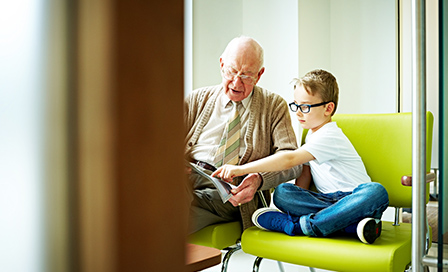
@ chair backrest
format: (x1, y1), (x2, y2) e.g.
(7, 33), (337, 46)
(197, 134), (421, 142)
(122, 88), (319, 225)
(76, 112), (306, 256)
(300, 112), (433, 208)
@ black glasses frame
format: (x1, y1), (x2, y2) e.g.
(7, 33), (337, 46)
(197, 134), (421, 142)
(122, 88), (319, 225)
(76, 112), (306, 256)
(289, 101), (331, 114)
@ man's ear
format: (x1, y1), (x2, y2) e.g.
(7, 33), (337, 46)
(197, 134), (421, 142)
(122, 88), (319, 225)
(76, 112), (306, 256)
(253, 67), (265, 85)
(258, 67), (265, 78)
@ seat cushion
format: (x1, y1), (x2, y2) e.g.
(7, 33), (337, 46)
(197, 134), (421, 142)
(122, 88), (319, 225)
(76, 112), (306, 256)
(189, 221), (242, 250)
(242, 221), (412, 272)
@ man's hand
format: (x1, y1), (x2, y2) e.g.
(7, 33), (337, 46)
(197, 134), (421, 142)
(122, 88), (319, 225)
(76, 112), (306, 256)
(228, 173), (262, 207)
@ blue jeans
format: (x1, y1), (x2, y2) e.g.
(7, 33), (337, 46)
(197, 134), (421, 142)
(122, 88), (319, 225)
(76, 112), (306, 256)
(273, 182), (389, 237)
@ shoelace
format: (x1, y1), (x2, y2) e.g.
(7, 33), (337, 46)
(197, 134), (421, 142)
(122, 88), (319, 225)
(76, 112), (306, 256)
(268, 212), (294, 230)
(287, 212), (301, 223)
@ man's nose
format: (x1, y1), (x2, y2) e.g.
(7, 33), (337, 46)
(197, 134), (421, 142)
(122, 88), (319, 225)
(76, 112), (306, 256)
(233, 75), (244, 86)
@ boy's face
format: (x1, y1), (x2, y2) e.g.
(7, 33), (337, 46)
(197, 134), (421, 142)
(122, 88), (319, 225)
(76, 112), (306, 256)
(293, 84), (334, 133)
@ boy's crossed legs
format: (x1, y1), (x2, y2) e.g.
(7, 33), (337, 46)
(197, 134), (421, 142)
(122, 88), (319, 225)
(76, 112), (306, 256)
(253, 182), (389, 244)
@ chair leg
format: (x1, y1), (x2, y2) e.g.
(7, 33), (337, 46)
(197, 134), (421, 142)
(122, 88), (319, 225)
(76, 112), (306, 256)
(252, 257), (263, 272)
(252, 258), (285, 272)
(277, 261), (285, 272)
(221, 243), (241, 272)
(404, 264), (430, 272)
(425, 220), (431, 254)
(309, 267), (317, 272)
(404, 263), (412, 272)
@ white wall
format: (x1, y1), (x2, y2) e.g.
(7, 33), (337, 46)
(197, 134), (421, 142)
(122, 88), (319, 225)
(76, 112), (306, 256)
(191, 0), (243, 90)
(242, 0), (299, 105)
(0, 1), (45, 271)
(298, 0), (331, 73)
(299, 0), (397, 114)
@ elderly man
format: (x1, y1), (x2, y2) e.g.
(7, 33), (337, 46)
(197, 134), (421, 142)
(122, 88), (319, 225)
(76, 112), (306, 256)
(185, 36), (302, 232)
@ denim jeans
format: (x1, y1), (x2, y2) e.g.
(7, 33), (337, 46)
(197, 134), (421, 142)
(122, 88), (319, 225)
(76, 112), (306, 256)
(273, 182), (389, 237)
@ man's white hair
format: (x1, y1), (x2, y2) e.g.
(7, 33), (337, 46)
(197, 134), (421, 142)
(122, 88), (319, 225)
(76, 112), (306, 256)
(220, 35), (264, 71)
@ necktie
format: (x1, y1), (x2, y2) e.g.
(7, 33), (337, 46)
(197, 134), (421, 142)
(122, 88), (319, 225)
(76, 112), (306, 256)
(214, 102), (241, 167)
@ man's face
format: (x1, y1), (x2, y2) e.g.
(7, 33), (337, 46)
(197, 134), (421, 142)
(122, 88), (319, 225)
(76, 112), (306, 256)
(219, 50), (264, 102)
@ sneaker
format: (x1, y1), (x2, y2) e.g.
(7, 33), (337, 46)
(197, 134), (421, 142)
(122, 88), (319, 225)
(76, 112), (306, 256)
(251, 207), (295, 236)
(357, 218), (382, 244)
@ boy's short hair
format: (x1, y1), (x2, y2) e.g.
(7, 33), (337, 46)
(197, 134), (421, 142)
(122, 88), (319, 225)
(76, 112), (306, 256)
(292, 69), (339, 116)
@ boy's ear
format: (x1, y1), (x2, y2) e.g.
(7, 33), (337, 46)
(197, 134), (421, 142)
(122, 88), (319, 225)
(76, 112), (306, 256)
(325, 102), (335, 116)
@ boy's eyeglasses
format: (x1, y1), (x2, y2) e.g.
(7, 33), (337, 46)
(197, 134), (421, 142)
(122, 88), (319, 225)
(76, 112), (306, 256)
(289, 101), (331, 114)
(221, 66), (258, 85)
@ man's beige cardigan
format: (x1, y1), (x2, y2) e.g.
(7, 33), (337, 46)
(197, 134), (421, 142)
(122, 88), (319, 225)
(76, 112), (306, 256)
(185, 85), (302, 230)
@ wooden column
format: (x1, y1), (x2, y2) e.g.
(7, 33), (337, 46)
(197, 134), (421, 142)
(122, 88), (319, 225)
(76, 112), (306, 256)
(76, 0), (187, 271)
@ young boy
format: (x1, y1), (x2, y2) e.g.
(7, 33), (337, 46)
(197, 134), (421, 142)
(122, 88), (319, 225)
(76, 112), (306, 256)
(212, 69), (389, 244)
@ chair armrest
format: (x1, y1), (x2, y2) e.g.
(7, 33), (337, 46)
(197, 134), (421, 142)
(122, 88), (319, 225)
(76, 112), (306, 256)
(401, 172), (436, 186)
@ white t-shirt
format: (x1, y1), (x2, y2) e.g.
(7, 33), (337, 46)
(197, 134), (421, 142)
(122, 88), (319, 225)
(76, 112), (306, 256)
(301, 122), (371, 193)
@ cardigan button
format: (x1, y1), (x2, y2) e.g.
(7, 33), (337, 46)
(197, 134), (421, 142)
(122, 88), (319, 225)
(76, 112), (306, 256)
(188, 142), (193, 147)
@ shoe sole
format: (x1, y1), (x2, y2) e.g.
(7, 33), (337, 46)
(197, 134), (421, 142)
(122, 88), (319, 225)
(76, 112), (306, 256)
(357, 218), (382, 244)
(251, 207), (281, 231)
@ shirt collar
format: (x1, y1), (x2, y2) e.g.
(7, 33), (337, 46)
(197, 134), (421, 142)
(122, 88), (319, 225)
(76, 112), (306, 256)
(220, 90), (253, 110)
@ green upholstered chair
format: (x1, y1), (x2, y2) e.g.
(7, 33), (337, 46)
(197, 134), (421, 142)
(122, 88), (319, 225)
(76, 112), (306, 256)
(189, 221), (242, 250)
(189, 221), (242, 272)
(241, 112), (434, 272)
(188, 191), (281, 272)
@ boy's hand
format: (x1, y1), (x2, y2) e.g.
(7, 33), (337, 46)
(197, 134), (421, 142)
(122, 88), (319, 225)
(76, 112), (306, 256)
(211, 165), (243, 182)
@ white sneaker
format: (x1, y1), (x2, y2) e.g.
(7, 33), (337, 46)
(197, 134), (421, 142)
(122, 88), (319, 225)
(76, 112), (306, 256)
(357, 218), (382, 244)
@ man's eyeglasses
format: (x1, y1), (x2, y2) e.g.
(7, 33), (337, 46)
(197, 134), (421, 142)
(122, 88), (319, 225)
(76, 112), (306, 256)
(289, 101), (331, 114)
(221, 66), (258, 85)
